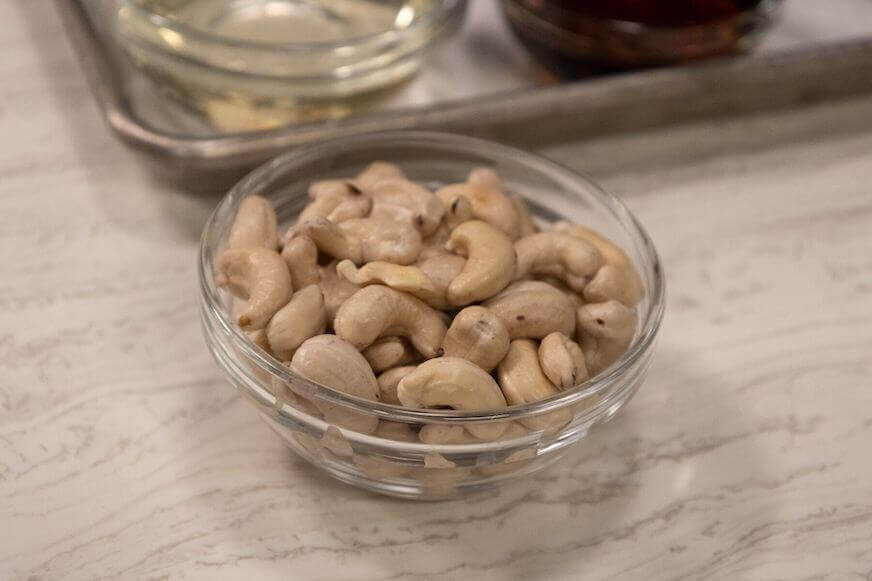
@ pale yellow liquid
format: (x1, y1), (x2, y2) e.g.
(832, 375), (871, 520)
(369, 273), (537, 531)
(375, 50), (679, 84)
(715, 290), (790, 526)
(120, 0), (449, 131)
(137, 0), (430, 43)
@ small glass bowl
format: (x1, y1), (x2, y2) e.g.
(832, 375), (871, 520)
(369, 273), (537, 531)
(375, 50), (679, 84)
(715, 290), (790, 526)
(503, 0), (781, 74)
(114, 0), (467, 130)
(199, 131), (665, 499)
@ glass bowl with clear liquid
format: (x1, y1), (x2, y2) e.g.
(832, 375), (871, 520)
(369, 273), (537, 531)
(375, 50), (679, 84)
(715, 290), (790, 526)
(115, 0), (467, 130)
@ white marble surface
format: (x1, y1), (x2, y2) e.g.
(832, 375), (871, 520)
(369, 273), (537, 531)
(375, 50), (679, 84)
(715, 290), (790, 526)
(2, 2), (872, 580)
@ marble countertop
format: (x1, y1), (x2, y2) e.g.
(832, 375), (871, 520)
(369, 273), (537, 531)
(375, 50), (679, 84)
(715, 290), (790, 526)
(2, 2), (871, 580)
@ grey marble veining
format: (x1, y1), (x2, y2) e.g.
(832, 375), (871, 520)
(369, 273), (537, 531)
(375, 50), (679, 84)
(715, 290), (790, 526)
(2, 2), (872, 580)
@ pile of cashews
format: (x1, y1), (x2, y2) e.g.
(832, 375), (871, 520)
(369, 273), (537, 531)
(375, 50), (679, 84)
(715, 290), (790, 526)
(218, 162), (643, 442)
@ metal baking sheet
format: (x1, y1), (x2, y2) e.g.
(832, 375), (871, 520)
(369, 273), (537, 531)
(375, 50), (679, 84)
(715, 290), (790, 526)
(59, 0), (872, 189)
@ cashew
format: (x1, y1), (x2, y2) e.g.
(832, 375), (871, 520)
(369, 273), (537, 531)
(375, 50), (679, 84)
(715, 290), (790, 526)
(441, 306), (510, 372)
(445, 220), (516, 306)
(373, 420), (418, 442)
(483, 280), (575, 339)
(415, 254), (467, 310)
(218, 247), (292, 330)
(333, 285), (448, 358)
(326, 194), (372, 223)
(318, 261), (360, 323)
(498, 340), (573, 432)
(418, 224), (452, 260)
(436, 183), (521, 240)
(418, 422), (527, 444)
(441, 194), (474, 229)
(397, 357), (507, 439)
(376, 365), (417, 405)
(538, 332), (589, 390)
(228, 195), (278, 250)
(555, 223), (644, 306)
(367, 178), (444, 236)
(280, 236), (320, 288)
(514, 232), (603, 290)
(418, 424), (472, 445)
(467, 167), (503, 191)
(498, 339), (560, 405)
(576, 300), (637, 375)
(266, 284), (327, 360)
(297, 180), (356, 224)
(273, 374), (323, 418)
(246, 328), (271, 353)
(300, 216), (422, 265)
(539, 275), (586, 310)
(510, 195), (538, 237)
(290, 334), (380, 434)
(336, 259), (441, 307)
(363, 336), (419, 373)
(309, 179), (352, 199)
(354, 161), (404, 190)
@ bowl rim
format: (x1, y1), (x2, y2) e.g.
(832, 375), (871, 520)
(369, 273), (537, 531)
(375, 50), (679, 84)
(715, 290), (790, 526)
(119, 0), (467, 53)
(198, 130), (665, 423)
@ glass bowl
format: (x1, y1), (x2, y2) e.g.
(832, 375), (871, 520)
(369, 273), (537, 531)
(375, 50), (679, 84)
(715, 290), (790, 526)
(503, 0), (781, 74)
(199, 131), (665, 499)
(114, 0), (467, 130)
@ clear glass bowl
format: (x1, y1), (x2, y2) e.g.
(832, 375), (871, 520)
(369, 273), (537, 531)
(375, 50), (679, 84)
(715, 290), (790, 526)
(199, 131), (665, 499)
(114, 0), (467, 130)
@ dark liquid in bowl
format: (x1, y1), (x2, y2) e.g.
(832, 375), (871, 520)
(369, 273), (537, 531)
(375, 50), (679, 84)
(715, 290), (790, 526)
(533, 0), (764, 27)
(508, 0), (773, 74)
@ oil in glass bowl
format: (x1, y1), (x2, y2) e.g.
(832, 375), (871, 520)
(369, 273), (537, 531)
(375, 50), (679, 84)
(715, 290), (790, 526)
(116, 0), (466, 131)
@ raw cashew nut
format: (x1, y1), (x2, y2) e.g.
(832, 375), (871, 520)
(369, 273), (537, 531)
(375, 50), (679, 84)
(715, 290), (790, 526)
(510, 195), (537, 237)
(498, 340), (573, 431)
(318, 261), (360, 323)
(440, 194), (474, 229)
(418, 224), (452, 260)
(354, 161), (404, 191)
(228, 195), (278, 250)
(363, 336), (419, 373)
(441, 306), (510, 372)
(436, 183), (521, 240)
(309, 179), (352, 199)
(290, 334), (380, 434)
(336, 260), (441, 307)
(467, 167), (503, 191)
(555, 223), (644, 306)
(514, 232), (603, 290)
(483, 280), (575, 339)
(326, 194), (372, 223)
(218, 247), (292, 330)
(419, 422), (528, 444)
(539, 275), (586, 310)
(418, 424), (474, 444)
(367, 178), (444, 236)
(498, 340), (560, 405)
(538, 332), (589, 390)
(373, 421), (418, 442)
(445, 220), (516, 306)
(297, 180), (357, 224)
(415, 254), (467, 310)
(376, 365), (417, 405)
(280, 236), (320, 289)
(266, 285), (327, 360)
(246, 328), (271, 353)
(576, 300), (637, 375)
(300, 216), (422, 265)
(333, 285), (448, 358)
(397, 357), (508, 439)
